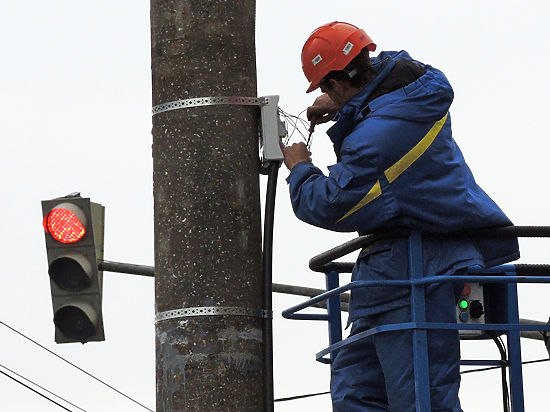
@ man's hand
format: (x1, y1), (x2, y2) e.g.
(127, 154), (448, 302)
(306, 93), (339, 133)
(280, 141), (311, 171)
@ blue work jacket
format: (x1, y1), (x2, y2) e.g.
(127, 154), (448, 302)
(287, 51), (519, 319)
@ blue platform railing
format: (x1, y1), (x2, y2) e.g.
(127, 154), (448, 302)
(282, 227), (550, 412)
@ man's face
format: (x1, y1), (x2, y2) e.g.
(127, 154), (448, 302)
(319, 79), (356, 108)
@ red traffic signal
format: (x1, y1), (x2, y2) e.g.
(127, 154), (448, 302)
(42, 195), (105, 344)
(43, 203), (87, 244)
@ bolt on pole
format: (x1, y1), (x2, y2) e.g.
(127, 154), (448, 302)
(150, 1), (265, 410)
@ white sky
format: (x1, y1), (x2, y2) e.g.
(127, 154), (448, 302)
(1, 1), (549, 411)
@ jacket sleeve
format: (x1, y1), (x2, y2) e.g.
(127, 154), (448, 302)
(286, 143), (393, 233)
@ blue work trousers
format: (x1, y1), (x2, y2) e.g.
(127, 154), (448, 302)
(331, 283), (463, 412)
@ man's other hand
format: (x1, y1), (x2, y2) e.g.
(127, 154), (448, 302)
(280, 141), (312, 171)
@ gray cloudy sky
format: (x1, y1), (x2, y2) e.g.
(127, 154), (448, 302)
(1, 1), (549, 411)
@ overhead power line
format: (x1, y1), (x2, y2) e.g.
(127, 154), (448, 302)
(275, 390), (330, 402)
(461, 357), (550, 375)
(3, 312), (546, 408)
(275, 357), (550, 403)
(0, 319), (153, 412)
(0, 366), (73, 412)
(0, 362), (87, 411)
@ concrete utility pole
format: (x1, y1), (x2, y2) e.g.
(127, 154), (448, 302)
(150, 1), (265, 410)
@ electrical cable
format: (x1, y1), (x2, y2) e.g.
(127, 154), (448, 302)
(461, 357), (550, 374)
(0, 362), (87, 412)
(519, 358), (550, 366)
(278, 108), (311, 148)
(491, 335), (511, 412)
(0, 367), (73, 411)
(0, 319), (153, 412)
(262, 161), (279, 411)
(274, 357), (550, 404)
(261, 111), (319, 406)
(279, 111), (300, 144)
(274, 390), (330, 402)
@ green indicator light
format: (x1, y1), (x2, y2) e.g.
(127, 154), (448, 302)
(459, 300), (469, 310)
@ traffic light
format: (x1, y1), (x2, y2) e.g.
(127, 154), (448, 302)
(41, 194), (105, 344)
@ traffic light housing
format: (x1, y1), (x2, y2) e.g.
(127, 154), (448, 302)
(42, 195), (105, 343)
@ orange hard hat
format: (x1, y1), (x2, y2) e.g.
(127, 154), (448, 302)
(301, 22), (376, 93)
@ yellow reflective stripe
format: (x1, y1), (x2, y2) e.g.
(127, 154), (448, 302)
(336, 113), (448, 223)
(384, 113), (448, 183)
(337, 180), (381, 222)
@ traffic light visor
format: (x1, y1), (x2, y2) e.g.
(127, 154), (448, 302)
(43, 203), (87, 243)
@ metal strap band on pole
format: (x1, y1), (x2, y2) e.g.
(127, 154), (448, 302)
(152, 96), (267, 116)
(155, 306), (273, 322)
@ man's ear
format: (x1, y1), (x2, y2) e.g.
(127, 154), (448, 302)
(329, 78), (348, 93)
(328, 78), (340, 91)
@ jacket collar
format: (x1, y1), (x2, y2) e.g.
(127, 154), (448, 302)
(327, 55), (396, 151)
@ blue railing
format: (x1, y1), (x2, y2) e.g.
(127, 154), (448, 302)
(282, 227), (550, 412)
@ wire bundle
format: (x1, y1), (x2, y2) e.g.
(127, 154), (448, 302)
(278, 108), (313, 149)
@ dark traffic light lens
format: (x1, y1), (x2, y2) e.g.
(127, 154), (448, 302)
(49, 257), (92, 291)
(54, 306), (96, 341)
(45, 208), (86, 243)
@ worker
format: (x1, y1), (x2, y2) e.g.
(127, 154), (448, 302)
(281, 21), (519, 411)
